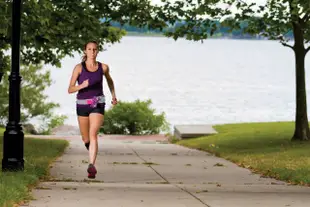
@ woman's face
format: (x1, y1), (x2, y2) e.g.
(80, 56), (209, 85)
(84, 42), (98, 60)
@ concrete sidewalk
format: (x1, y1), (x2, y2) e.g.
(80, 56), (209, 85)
(26, 135), (310, 207)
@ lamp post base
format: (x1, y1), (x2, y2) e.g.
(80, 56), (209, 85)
(2, 158), (24, 172)
(2, 126), (24, 172)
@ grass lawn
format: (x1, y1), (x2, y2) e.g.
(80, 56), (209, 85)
(176, 121), (310, 186)
(0, 135), (68, 207)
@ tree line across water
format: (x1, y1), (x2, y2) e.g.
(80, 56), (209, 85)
(108, 19), (294, 40)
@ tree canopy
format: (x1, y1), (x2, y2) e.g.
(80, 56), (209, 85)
(154, 0), (310, 45)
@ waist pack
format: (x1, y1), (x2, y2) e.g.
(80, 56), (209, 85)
(76, 95), (105, 108)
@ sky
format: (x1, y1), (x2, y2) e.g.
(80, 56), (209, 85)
(149, 0), (269, 18)
(150, 0), (268, 13)
(151, 0), (267, 5)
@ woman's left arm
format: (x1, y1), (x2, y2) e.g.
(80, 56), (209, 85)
(103, 64), (117, 105)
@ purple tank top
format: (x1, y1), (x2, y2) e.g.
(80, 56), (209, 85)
(77, 61), (104, 100)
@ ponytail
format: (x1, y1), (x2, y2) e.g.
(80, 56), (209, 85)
(82, 53), (87, 62)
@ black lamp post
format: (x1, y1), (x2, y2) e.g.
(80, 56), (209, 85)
(0, 70), (3, 83)
(0, 54), (3, 83)
(2, 0), (24, 171)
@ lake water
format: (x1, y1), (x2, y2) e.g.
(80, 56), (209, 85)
(41, 36), (310, 131)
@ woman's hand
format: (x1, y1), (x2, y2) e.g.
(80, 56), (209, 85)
(111, 97), (118, 105)
(80, 79), (89, 89)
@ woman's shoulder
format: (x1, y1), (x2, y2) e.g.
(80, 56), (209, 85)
(73, 63), (83, 72)
(99, 61), (109, 73)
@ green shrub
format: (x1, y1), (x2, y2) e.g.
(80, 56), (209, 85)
(101, 99), (169, 135)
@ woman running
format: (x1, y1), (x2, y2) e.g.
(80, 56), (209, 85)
(68, 40), (118, 178)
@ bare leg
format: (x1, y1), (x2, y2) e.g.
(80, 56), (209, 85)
(88, 113), (104, 165)
(77, 116), (90, 146)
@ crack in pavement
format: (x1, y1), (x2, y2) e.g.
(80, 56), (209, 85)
(128, 144), (211, 207)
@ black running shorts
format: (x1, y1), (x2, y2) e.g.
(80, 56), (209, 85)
(76, 103), (105, 117)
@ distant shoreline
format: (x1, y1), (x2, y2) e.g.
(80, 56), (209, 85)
(125, 32), (166, 37)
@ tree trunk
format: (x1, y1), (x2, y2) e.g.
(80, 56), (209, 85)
(291, 22), (310, 141)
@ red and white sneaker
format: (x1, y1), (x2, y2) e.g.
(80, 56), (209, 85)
(87, 164), (97, 179)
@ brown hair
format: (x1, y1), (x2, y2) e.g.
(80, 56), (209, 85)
(82, 41), (98, 62)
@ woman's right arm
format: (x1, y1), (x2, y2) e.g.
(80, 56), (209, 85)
(68, 64), (87, 94)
